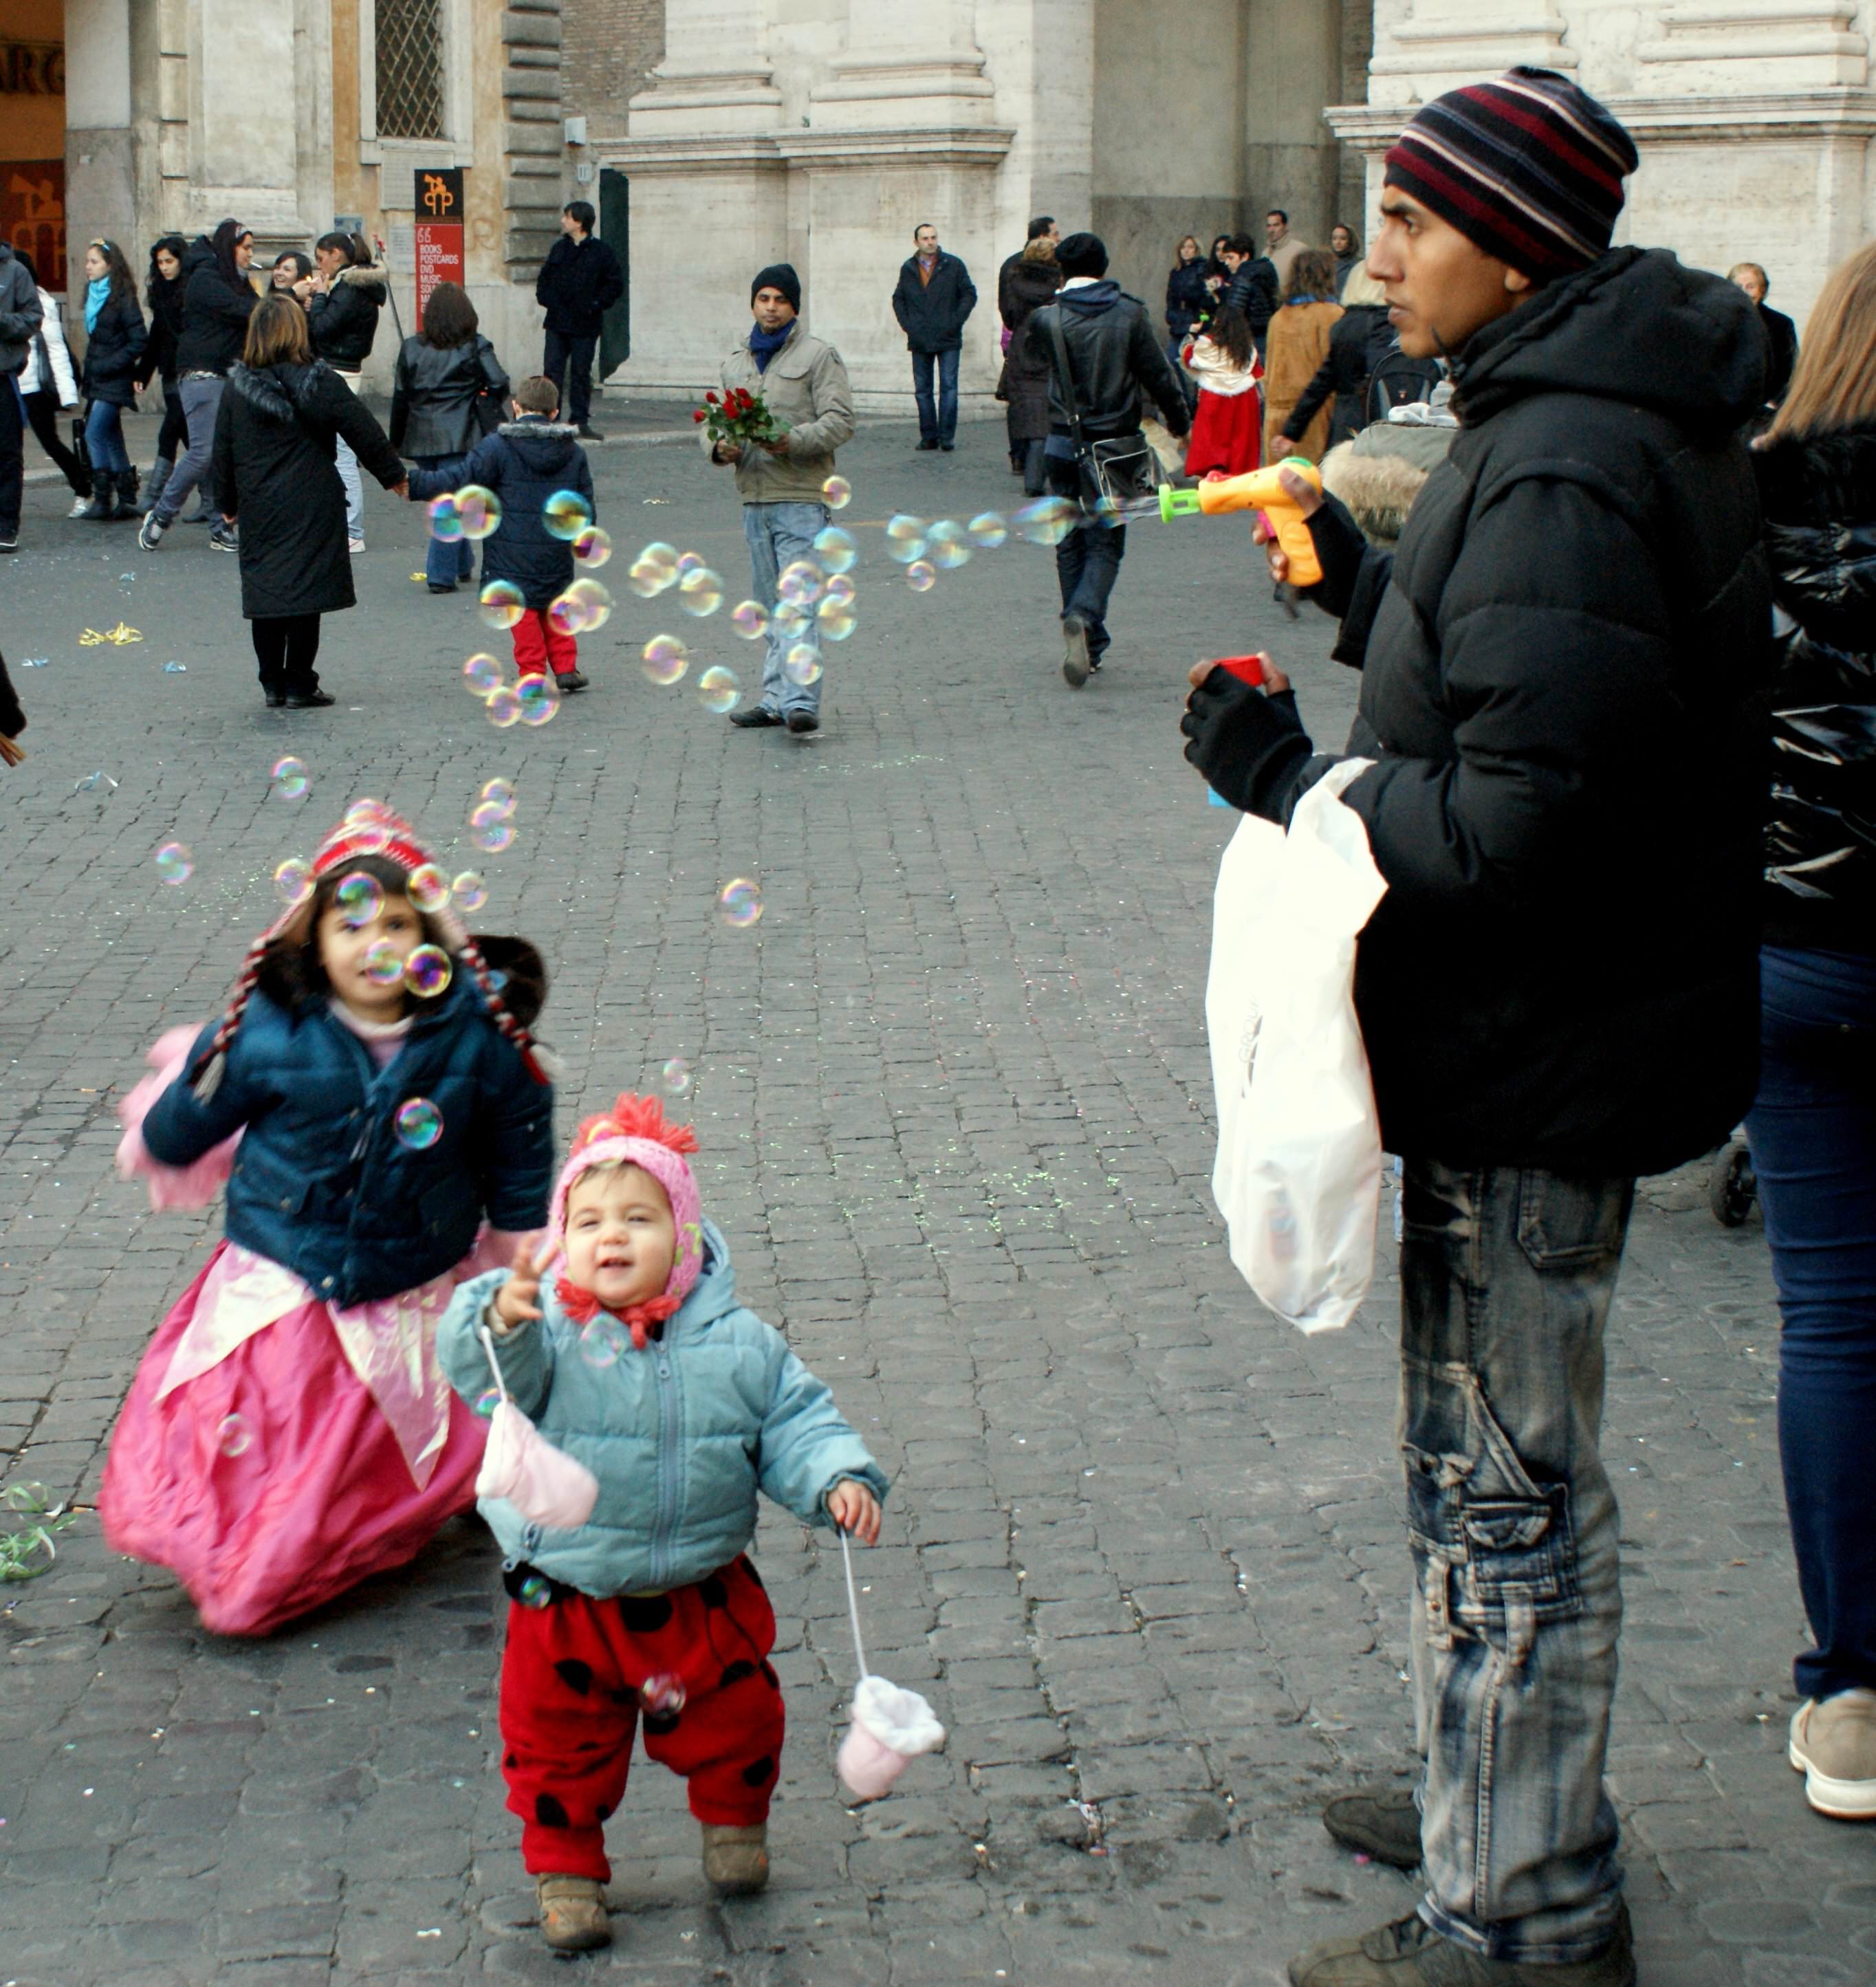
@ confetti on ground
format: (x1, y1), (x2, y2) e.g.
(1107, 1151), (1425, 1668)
(78, 622), (142, 646)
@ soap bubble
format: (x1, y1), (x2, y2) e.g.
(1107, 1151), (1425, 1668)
(825, 573), (856, 606)
(1, 1482), (47, 1513)
(273, 858), (314, 905)
(362, 941), (404, 987)
(270, 755), (309, 801)
(547, 591), (586, 637)
(696, 666), (740, 714)
(451, 870), (488, 912)
(567, 577), (612, 630)
(730, 600), (769, 641)
(783, 644), (822, 687)
(816, 597), (855, 641)
(678, 567), (723, 616)
(473, 1387), (500, 1420)
(906, 560), (937, 593)
(926, 520), (970, 569)
(463, 652), (504, 696)
(481, 778), (516, 814)
(406, 863), (450, 914)
(660, 1057), (692, 1097)
(154, 841), (193, 886)
(676, 551), (705, 575)
(629, 542), (679, 597)
(821, 474), (852, 509)
(573, 525), (611, 569)
(217, 1414), (251, 1458)
(336, 873), (382, 926)
(426, 494), (463, 542)
(455, 485), (502, 540)
(884, 514), (928, 563)
(641, 1674), (687, 1715)
(477, 579), (525, 630)
(345, 799), (386, 824)
(812, 525), (858, 573)
(1016, 495), (1078, 546)
(516, 1573), (553, 1607)
(717, 878), (763, 929)
(543, 490), (593, 541)
(471, 804), (515, 854)
(778, 559), (823, 607)
(162, 661), (187, 674)
(642, 635), (688, 686)
(579, 1315), (628, 1369)
(968, 511), (1010, 549)
(349, 822), (392, 855)
(405, 944), (452, 998)
(486, 687), (522, 728)
(516, 676), (557, 727)
(394, 1097), (444, 1150)
(772, 600), (810, 641)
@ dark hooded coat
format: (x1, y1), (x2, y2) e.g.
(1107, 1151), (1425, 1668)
(210, 360), (405, 619)
(995, 256), (1063, 443)
(306, 263), (387, 371)
(1318, 247), (1773, 1175)
(174, 235), (257, 376)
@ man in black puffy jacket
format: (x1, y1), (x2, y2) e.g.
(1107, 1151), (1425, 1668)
(534, 202), (622, 442)
(1184, 71), (1769, 1987)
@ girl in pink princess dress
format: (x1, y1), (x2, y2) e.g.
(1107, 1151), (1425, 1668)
(101, 800), (557, 1636)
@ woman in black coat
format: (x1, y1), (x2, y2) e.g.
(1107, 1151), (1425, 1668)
(307, 231), (390, 551)
(1164, 234), (1210, 410)
(995, 239), (1062, 492)
(78, 238), (148, 520)
(389, 281), (511, 593)
(134, 237), (192, 518)
(211, 296), (406, 709)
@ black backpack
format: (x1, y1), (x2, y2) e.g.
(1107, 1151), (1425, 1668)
(1365, 341), (1444, 426)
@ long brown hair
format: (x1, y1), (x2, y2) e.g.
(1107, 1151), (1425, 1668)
(421, 281), (479, 349)
(1765, 243), (1876, 443)
(1286, 249), (1340, 303)
(244, 292), (311, 367)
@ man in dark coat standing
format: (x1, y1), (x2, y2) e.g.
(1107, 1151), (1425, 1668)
(1183, 69), (1769, 1987)
(891, 223), (977, 452)
(535, 201), (623, 442)
(1729, 261), (1799, 409)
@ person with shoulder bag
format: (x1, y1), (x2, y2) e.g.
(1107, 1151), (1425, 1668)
(77, 238), (149, 521)
(1025, 232), (1190, 689)
(389, 281), (512, 594)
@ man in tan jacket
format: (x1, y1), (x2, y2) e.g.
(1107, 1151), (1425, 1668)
(705, 263), (855, 735)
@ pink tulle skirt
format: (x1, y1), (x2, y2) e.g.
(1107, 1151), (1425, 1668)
(100, 1242), (487, 1638)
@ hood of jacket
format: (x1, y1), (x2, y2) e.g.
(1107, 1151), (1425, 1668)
(181, 236), (217, 278)
(1452, 247), (1767, 437)
(1058, 278), (1124, 316)
(228, 359), (325, 424)
(495, 417), (580, 472)
(336, 263), (387, 297)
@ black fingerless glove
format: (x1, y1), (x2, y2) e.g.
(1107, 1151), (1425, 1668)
(1300, 490), (1371, 619)
(1179, 667), (1316, 822)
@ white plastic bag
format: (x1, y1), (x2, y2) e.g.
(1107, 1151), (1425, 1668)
(1206, 760), (1388, 1332)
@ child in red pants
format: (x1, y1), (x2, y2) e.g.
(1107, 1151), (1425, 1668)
(406, 373), (597, 695)
(439, 1093), (886, 1953)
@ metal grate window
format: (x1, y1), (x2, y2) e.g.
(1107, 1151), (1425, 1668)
(376, 0), (445, 141)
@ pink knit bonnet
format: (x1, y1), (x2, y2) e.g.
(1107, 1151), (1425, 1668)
(547, 1092), (706, 1317)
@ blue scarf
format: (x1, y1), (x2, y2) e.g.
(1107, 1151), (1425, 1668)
(85, 275), (111, 333)
(748, 321), (792, 374)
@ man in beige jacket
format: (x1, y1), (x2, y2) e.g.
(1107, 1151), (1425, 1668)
(705, 263), (855, 735)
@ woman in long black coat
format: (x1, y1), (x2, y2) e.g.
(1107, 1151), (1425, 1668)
(211, 295), (406, 710)
(996, 239), (1062, 493)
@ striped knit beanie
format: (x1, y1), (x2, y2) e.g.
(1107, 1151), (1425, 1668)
(1385, 67), (1638, 282)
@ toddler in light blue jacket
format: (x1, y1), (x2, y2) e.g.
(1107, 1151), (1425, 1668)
(438, 1091), (886, 1953)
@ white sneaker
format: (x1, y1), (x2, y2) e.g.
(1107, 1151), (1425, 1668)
(347, 537), (365, 554)
(69, 494), (89, 518)
(1789, 1689), (1876, 1819)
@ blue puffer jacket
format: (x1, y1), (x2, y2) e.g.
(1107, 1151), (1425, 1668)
(437, 1227), (888, 1596)
(142, 976), (554, 1306)
(406, 417), (595, 611)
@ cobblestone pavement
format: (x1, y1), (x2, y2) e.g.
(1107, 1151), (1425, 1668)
(1, 421), (1866, 1986)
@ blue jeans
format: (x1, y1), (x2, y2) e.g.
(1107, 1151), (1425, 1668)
(415, 454), (475, 588)
(331, 369), (364, 538)
(910, 347), (959, 446)
(1745, 945), (1876, 1703)
(741, 501), (827, 718)
(1399, 1159), (1635, 1963)
(85, 399), (130, 474)
(1045, 453), (1126, 662)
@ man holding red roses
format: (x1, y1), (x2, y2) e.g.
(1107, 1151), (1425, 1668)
(702, 264), (854, 736)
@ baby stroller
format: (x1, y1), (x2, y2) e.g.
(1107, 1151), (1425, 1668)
(1709, 1125), (1758, 1226)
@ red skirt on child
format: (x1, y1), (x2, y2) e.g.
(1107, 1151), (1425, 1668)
(100, 1240), (493, 1638)
(1187, 386), (1263, 479)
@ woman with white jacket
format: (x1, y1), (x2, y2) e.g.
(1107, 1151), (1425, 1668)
(14, 252), (89, 516)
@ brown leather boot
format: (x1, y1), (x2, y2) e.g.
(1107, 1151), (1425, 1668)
(700, 1821), (770, 1894)
(535, 1874), (610, 1951)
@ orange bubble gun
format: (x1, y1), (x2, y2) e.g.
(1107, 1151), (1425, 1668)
(1155, 457), (1323, 586)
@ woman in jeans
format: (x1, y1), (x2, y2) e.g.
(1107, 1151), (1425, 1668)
(76, 238), (148, 521)
(306, 231), (389, 552)
(389, 280), (510, 592)
(1748, 239), (1876, 1821)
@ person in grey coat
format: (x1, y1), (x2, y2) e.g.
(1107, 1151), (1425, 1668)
(0, 239), (45, 551)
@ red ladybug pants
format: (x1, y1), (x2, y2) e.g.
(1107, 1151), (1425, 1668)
(499, 1555), (784, 1880)
(510, 607), (578, 679)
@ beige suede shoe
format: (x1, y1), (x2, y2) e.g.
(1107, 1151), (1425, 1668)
(701, 1821), (770, 1894)
(536, 1873), (611, 1951)
(1789, 1689), (1876, 1819)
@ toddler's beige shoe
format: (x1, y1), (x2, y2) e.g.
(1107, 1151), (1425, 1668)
(701, 1821), (770, 1894)
(536, 1873), (611, 1951)
(1789, 1689), (1876, 1819)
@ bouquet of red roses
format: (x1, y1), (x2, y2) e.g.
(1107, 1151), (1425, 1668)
(694, 385), (789, 450)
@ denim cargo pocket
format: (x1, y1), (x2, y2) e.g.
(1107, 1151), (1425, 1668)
(1456, 1486), (1578, 1625)
(1516, 1171), (1630, 1271)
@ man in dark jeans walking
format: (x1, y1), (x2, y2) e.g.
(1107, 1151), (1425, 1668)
(536, 201), (623, 441)
(1027, 232), (1188, 689)
(1182, 69), (1769, 1987)
(891, 223), (976, 450)
(0, 239), (45, 551)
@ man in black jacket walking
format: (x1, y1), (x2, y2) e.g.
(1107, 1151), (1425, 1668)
(1184, 70), (1769, 1987)
(0, 240), (44, 551)
(535, 201), (623, 441)
(1027, 232), (1189, 688)
(891, 224), (977, 451)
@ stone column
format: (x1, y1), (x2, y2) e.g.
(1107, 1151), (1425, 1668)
(184, 0), (320, 253)
(65, 0), (138, 297)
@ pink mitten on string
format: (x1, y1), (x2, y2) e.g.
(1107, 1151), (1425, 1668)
(474, 1326), (599, 1530)
(834, 1528), (945, 1801)
(116, 1025), (243, 1210)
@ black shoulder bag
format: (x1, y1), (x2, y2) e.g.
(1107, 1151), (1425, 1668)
(1045, 306), (1156, 509)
